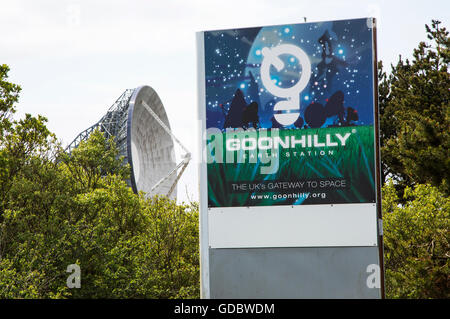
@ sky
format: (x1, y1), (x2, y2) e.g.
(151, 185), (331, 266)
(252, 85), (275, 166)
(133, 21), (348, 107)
(1, 0), (448, 203)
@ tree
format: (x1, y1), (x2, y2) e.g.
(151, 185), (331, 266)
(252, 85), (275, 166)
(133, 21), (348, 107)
(0, 64), (21, 136)
(0, 129), (200, 298)
(0, 114), (57, 220)
(379, 19), (450, 299)
(383, 181), (449, 298)
(60, 130), (129, 192)
(0, 66), (200, 298)
(379, 20), (450, 196)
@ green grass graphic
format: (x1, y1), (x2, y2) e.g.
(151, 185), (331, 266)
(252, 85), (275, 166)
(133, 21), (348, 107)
(207, 125), (376, 207)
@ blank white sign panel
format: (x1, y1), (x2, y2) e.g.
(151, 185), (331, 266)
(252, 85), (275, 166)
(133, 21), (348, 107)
(208, 203), (378, 248)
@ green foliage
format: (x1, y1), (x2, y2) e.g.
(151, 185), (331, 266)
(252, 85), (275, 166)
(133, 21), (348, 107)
(0, 64), (21, 136)
(0, 67), (199, 298)
(0, 128), (200, 298)
(383, 181), (449, 298)
(379, 21), (449, 298)
(61, 130), (130, 192)
(379, 20), (450, 196)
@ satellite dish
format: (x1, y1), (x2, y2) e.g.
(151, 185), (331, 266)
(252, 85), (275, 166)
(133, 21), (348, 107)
(66, 86), (190, 199)
(127, 85), (177, 197)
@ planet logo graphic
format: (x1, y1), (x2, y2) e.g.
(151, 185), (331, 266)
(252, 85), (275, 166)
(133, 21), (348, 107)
(261, 44), (311, 126)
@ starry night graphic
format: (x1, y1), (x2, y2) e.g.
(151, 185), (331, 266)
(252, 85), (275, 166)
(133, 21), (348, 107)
(203, 18), (378, 207)
(204, 18), (375, 130)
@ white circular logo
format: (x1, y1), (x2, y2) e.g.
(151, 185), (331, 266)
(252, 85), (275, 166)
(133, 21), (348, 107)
(261, 44), (311, 126)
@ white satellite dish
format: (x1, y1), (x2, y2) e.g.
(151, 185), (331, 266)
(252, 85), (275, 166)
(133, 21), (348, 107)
(66, 86), (190, 199)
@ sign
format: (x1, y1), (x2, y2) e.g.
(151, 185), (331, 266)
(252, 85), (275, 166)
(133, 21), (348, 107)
(203, 18), (377, 208)
(197, 18), (384, 299)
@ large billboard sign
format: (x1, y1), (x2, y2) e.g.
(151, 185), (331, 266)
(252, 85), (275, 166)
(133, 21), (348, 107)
(203, 18), (377, 208)
(197, 18), (384, 298)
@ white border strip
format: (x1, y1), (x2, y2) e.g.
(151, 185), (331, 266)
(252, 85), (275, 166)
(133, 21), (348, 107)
(209, 203), (378, 248)
(196, 31), (210, 299)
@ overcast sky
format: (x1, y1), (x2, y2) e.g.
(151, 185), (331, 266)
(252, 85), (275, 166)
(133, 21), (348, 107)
(1, 0), (448, 203)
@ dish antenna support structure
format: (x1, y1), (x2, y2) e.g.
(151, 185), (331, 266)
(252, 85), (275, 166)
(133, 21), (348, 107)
(66, 86), (190, 199)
